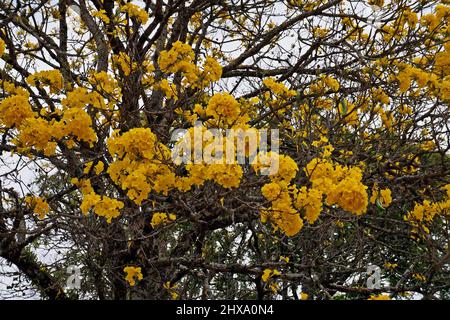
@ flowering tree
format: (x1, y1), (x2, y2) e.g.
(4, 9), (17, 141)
(0, 0), (449, 300)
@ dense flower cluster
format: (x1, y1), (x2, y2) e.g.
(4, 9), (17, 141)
(205, 93), (242, 126)
(120, 3), (149, 24)
(81, 193), (124, 223)
(295, 186), (323, 224)
(157, 41), (222, 90)
(107, 128), (176, 204)
(27, 70), (63, 94)
(305, 158), (368, 215)
(257, 152), (304, 236)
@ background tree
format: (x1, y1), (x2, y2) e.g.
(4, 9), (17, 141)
(0, 0), (449, 300)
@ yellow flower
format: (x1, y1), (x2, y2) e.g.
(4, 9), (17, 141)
(327, 177), (368, 215)
(0, 39), (5, 56)
(157, 79), (177, 100)
(163, 281), (179, 300)
(261, 269), (280, 282)
(384, 262), (398, 270)
(412, 273), (426, 282)
(201, 56), (222, 84)
(27, 70), (63, 94)
(380, 189), (392, 207)
(124, 266), (143, 286)
(0, 95), (35, 128)
(158, 41), (195, 74)
(113, 52), (136, 76)
(121, 3), (149, 24)
(370, 186), (392, 208)
(300, 292), (309, 300)
(106, 128), (176, 203)
(296, 187), (323, 224)
(263, 77), (296, 97)
(92, 10), (110, 24)
(261, 182), (282, 201)
(150, 212), (176, 228)
(443, 184), (450, 198)
(94, 161), (104, 175)
(80, 192), (124, 223)
(25, 196), (50, 220)
(269, 282), (279, 294)
(16, 117), (56, 156)
(205, 92), (241, 125)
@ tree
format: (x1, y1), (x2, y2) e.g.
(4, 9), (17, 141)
(0, 0), (449, 300)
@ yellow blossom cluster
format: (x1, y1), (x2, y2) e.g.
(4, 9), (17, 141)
(80, 190), (124, 223)
(263, 77), (297, 98)
(120, 3), (149, 24)
(158, 41), (195, 75)
(58, 107), (97, 145)
(338, 99), (359, 126)
(62, 87), (110, 110)
(16, 117), (57, 156)
(412, 273), (427, 282)
(384, 262), (398, 270)
(295, 186), (323, 224)
(261, 268), (281, 293)
(157, 41), (222, 90)
(150, 212), (176, 228)
(257, 152), (305, 236)
(123, 266), (143, 286)
(261, 268), (280, 282)
(113, 52), (136, 76)
(370, 185), (393, 208)
(0, 39), (5, 57)
(395, 40), (450, 101)
(91, 9), (110, 24)
(404, 184), (450, 235)
(182, 162), (244, 190)
(307, 75), (340, 94)
(0, 94), (35, 127)
(205, 93), (241, 126)
(1, 81), (98, 156)
(164, 125), (249, 191)
(5, 80), (104, 155)
(83, 161), (104, 175)
(371, 88), (390, 105)
(305, 158), (368, 215)
(88, 71), (121, 99)
(107, 128), (176, 204)
(27, 70), (63, 94)
(25, 196), (50, 220)
(156, 79), (177, 100)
